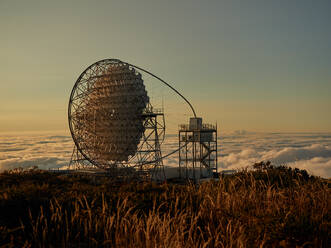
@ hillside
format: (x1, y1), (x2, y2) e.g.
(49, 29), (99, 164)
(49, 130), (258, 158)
(0, 163), (330, 247)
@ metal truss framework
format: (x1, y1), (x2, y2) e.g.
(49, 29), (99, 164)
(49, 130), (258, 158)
(178, 123), (218, 182)
(68, 59), (166, 181)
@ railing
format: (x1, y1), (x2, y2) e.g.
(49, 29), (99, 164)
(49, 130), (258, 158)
(143, 107), (163, 114)
(202, 123), (216, 130)
(179, 123), (216, 131)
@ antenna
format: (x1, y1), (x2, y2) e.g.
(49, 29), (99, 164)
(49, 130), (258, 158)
(68, 59), (201, 181)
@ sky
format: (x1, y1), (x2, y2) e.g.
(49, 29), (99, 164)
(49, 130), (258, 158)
(1, 0), (331, 133)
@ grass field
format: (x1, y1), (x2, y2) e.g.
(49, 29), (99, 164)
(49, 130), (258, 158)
(0, 162), (330, 247)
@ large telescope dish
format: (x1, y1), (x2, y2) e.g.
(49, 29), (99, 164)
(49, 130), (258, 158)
(68, 59), (196, 173)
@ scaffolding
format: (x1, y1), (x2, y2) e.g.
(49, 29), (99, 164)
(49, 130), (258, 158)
(69, 103), (166, 181)
(179, 117), (217, 181)
(135, 104), (165, 181)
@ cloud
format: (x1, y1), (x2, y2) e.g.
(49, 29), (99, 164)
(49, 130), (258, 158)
(288, 157), (331, 179)
(263, 144), (331, 164)
(220, 144), (331, 178)
(0, 157), (68, 171)
(232, 130), (250, 136)
(0, 134), (72, 172)
(1, 132), (331, 178)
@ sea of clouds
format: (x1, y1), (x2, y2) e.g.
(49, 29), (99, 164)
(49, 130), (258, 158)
(0, 131), (331, 178)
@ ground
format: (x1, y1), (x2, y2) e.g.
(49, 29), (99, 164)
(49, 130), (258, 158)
(0, 163), (330, 247)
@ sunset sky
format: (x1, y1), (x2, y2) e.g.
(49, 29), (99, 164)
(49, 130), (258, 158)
(1, 0), (331, 133)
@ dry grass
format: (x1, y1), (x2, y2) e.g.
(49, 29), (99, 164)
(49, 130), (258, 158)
(0, 164), (330, 247)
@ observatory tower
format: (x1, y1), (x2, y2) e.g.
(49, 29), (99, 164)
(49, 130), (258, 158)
(178, 117), (218, 181)
(68, 58), (214, 182)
